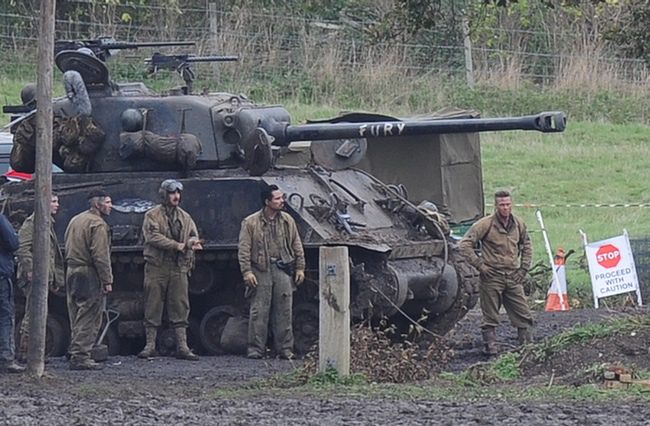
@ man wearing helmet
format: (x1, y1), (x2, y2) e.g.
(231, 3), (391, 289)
(238, 184), (305, 360)
(138, 179), (202, 360)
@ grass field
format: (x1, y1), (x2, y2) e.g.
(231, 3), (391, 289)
(480, 122), (650, 305)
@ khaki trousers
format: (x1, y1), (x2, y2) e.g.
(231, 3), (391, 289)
(479, 271), (533, 329)
(248, 264), (293, 355)
(143, 262), (190, 329)
(66, 266), (103, 363)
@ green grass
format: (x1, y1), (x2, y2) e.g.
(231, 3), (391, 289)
(211, 368), (650, 402)
(480, 122), (650, 304)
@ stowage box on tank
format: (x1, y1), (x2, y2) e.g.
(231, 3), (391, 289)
(1, 42), (566, 356)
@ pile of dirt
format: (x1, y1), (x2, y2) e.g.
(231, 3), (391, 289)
(444, 306), (650, 386)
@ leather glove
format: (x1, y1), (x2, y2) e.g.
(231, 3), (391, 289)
(294, 270), (305, 286)
(512, 268), (527, 284)
(243, 271), (258, 288)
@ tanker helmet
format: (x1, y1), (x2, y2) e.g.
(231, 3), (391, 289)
(159, 179), (183, 199)
(20, 83), (37, 106)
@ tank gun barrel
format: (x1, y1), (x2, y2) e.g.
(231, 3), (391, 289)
(144, 53), (240, 67)
(282, 111), (566, 144)
(55, 37), (196, 61)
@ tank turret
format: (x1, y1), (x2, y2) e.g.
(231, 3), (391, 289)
(1, 40), (567, 357)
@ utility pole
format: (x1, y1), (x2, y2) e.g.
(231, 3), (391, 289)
(28, 0), (55, 377)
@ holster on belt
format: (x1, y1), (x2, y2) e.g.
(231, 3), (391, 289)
(272, 257), (295, 278)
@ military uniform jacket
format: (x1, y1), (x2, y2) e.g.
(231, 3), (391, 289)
(142, 205), (199, 271)
(17, 213), (65, 288)
(64, 210), (113, 286)
(459, 213), (532, 272)
(238, 209), (305, 275)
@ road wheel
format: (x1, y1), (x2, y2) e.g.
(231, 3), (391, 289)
(292, 303), (319, 355)
(45, 313), (69, 357)
(199, 305), (239, 355)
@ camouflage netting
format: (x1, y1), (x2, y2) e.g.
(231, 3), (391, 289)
(11, 113), (105, 173)
(119, 130), (202, 170)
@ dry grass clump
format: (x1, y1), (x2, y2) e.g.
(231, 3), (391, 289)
(299, 322), (454, 384)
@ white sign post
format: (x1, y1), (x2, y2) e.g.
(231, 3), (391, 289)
(583, 230), (642, 308)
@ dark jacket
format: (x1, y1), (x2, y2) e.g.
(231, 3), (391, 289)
(0, 214), (20, 278)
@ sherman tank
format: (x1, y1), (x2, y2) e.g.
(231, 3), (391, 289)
(1, 42), (566, 356)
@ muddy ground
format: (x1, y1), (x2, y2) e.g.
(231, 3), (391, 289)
(2, 307), (650, 425)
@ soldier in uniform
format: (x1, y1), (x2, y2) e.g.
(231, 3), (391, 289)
(0, 212), (23, 373)
(64, 189), (113, 370)
(238, 184), (305, 359)
(16, 193), (65, 362)
(138, 179), (202, 361)
(459, 190), (534, 356)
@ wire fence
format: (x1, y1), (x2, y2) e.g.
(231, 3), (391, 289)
(0, 3), (648, 88)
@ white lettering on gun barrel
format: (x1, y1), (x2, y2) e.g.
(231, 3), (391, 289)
(359, 122), (406, 137)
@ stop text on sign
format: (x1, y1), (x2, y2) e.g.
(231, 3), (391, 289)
(596, 244), (621, 269)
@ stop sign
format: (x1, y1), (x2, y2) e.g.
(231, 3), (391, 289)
(596, 244), (621, 268)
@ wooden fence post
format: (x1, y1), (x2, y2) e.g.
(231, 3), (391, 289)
(318, 246), (350, 376)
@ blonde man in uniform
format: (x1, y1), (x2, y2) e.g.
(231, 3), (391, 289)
(459, 190), (533, 356)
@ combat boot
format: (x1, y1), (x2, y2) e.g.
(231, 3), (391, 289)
(0, 360), (26, 373)
(481, 327), (498, 356)
(174, 328), (199, 361)
(138, 327), (158, 359)
(517, 327), (533, 346)
(69, 359), (103, 371)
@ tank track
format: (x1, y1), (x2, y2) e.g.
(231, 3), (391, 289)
(425, 243), (480, 336)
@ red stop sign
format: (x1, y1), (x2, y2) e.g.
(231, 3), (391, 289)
(596, 244), (621, 268)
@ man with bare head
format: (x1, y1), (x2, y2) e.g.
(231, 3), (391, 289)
(16, 193), (65, 362)
(459, 190), (534, 356)
(64, 189), (113, 370)
(238, 184), (305, 359)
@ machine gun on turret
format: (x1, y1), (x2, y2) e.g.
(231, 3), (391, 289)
(145, 52), (239, 94)
(54, 36), (196, 61)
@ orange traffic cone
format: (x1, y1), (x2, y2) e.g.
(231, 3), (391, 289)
(545, 247), (570, 311)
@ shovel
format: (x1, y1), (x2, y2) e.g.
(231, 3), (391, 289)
(91, 298), (120, 362)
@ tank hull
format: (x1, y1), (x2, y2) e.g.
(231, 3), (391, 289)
(2, 166), (479, 355)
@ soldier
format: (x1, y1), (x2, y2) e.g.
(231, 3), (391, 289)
(138, 179), (202, 361)
(459, 190), (534, 356)
(16, 193), (65, 362)
(0, 212), (23, 373)
(65, 189), (113, 370)
(238, 184), (305, 359)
